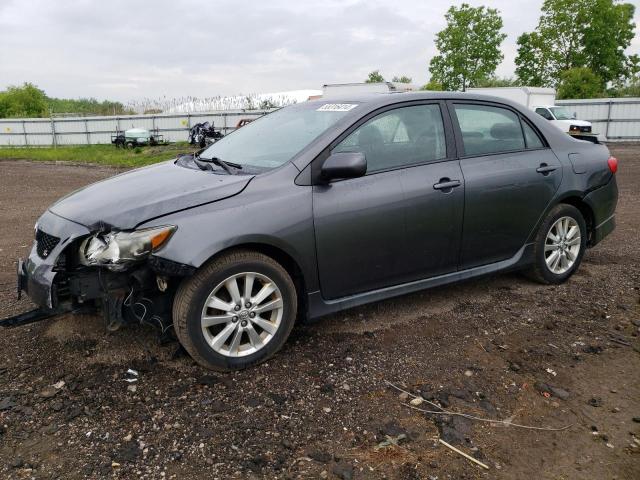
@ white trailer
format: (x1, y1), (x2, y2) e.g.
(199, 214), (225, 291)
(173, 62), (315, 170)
(322, 82), (417, 98)
(466, 86), (556, 108)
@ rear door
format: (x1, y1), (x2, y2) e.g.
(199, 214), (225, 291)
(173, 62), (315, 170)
(450, 102), (562, 269)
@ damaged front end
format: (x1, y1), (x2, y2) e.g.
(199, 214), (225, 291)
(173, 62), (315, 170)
(4, 210), (192, 333)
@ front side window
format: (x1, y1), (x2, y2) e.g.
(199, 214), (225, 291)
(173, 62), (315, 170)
(334, 104), (447, 173)
(454, 104), (525, 156)
(200, 102), (360, 169)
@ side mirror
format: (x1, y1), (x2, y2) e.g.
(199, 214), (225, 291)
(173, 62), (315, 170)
(321, 152), (367, 182)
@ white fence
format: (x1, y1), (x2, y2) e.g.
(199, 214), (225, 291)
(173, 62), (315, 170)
(555, 97), (640, 141)
(0, 110), (271, 147)
(1, 97), (639, 146)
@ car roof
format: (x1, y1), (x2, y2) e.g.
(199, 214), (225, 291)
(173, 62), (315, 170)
(309, 91), (528, 108)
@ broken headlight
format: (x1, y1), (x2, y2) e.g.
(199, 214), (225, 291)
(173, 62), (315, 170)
(79, 225), (176, 271)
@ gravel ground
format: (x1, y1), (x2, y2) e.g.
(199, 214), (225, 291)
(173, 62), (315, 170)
(0, 147), (638, 480)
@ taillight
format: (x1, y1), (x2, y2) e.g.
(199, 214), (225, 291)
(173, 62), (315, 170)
(607, 156), (618, 174)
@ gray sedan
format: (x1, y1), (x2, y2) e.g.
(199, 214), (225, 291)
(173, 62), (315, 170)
(9, 92), (618, 370)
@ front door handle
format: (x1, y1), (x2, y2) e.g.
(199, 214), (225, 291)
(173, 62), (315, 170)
(536, 163), (557, 175)
(433, 179), (461, 192)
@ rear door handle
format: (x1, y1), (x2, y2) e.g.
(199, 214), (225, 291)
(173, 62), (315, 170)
(536, 164), (557, 175)
(433, 179), (461, 191)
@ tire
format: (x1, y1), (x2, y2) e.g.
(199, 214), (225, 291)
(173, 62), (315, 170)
(525, 204), (587, 284)
(173, 250), (298, 371)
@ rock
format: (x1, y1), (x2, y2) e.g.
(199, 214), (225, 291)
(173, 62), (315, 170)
(197, 375), (218, 386)
(449, 389), (472, 402)
(322, 407), (331, 413)
(208, 400), (228, 413)
(332, 462), (354, 480)
(479, 399), (497, 415)
(436, 391), (450, 408)
(10, 457), (24, 468)
(583, 345), (604, 355)
(0, 397), (16, 411)
(632, 417), (640, 423)
(379, 420), (406, 439)
(44, 424), (59, 435)
(51, 401), (64, 412)
(127, 385), (137, 393)
(320, 383), (334, 395)
(409, 397), (424, 406)
(399, 392), (409, 401)
(549, 387), (570, 400)
(509, 363), (521, 372)
(464, 370), (473, 377)
(341, 384), (350, 391)
(38, 386), (60, 399)
(534, 381), (551, 394)
(308, 450), (332, 463)
(588, 397), (603, 407)
(281, 439), (294, 450)
(116, 441), (140, 463)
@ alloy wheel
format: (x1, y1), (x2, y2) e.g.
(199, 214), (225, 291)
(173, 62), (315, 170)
(200, 272), (284, 357)
(544, 216), (581, 275)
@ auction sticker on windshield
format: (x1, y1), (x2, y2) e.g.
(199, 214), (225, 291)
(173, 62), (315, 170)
(317, 104), (358, 112)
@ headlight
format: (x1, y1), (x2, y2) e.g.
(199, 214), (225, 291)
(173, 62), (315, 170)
(79, 225), (176, 270)
(569, 125), (580, 132)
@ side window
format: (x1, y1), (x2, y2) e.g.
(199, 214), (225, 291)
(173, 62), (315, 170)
(454, 104), (525, 156)
(334, 104), (447, 173)
(536, 108), (554, 121)
(522, 121), (545, 149)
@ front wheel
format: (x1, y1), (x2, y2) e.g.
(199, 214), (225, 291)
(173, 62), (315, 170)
(525, 204), (587, 284)
(173, 250), (297, 371)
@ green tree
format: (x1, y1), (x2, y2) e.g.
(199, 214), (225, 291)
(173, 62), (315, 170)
(475, 76), (521, 87)
(515, 0), (637, 87)
(365, 70), (385, 83)
(420, 79), (443, 91)
(428, 4), (506, 91)
(514, 32), (551, 86)
(391, 75), (412, 83)
(557, 67), (604, 99)
(0, 83), (48, 118)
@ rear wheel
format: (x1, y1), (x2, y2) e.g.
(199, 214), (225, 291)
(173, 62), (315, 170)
(173, 250), (297, 371)
(525, 204), (587, 284)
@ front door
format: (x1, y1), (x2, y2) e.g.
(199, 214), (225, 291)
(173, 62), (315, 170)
(313, 103), (464, 299)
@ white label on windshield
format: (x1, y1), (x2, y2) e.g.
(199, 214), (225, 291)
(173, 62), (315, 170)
(316, 103), (358, 112)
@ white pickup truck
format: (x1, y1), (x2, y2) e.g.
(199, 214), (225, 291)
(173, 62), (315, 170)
(467, 87), (595, 139)
(532, 105), (593, 135)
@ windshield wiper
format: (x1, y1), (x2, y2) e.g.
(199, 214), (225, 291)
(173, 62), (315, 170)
(198, 156), (242, 174)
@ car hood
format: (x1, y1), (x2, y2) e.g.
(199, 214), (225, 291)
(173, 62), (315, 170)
(49, 160), (254, 230)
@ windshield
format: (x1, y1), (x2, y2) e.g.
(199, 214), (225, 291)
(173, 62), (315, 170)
(200, 102), (360, 169)
(549, 107), (576, 120)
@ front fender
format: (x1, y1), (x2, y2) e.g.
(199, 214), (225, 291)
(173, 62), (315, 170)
(141, 171), (318, 291)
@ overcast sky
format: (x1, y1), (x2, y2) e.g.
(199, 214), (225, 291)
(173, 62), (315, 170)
(1, 0), (638, 101)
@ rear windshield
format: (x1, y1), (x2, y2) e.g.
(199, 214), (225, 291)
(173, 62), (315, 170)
(200, 102), (359, 169)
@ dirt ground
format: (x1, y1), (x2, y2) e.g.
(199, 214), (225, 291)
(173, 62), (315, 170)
(0, 147), (638, 480)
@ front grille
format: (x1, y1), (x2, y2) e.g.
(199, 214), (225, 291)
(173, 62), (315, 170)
(36, 229), (60, 259)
